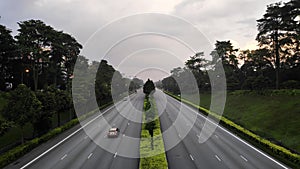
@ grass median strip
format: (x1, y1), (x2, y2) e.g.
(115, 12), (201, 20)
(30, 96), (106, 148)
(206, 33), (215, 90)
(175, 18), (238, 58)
(139, 94), (168, 169)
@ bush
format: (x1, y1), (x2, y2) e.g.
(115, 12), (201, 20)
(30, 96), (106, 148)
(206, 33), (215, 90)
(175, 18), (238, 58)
(281, 80), (300, 89)
(252, 75), (272, 90)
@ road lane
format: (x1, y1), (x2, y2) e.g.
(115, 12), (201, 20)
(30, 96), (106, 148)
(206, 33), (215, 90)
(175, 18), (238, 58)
(154, 90), (289, 169)
(5, 89), (290, 169)
(5, 91), (144, 169)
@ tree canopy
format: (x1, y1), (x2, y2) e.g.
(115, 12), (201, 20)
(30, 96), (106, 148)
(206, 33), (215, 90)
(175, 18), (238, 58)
(143, 79), (155, 95)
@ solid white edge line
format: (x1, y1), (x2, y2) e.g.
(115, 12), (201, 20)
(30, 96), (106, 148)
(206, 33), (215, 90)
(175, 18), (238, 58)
(169, 94), (289, 169)
(20, 105), (116, 169)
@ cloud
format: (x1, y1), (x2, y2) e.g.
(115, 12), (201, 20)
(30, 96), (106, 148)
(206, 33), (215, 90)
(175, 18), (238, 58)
(0, 0), (284, 81)
(172, 0), (282, 49)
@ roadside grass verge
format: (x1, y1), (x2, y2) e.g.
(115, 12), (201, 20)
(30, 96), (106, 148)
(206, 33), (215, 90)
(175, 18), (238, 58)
(165, 91), (300, 168)
(139, 95), (168, 169)
(184, 90), (300, 153)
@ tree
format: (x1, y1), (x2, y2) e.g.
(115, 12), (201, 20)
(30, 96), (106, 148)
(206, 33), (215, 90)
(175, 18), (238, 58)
(144, 96), (157, 150)
(212, 40), (241, 90)
(15, 20), (55, 91)
(162, 76), (179, 94)
(214, 41), (239, 66)
(143, 79), (155, 95)
(257, 2), (286, 89)
(49, 31), (82, 89)
(54, 89), (72, 126)
(185, 52), (208, 71)
(95, 60), (116, 106)
(0, 24), (17, 90)
(185, 52), (211, 91)
(129, 78), (143, 92)
(0, 119), (13, 136)
(15, 19), (82, 91)
(3, 84), (41, 143)
(34, 87), (56, 136)
(145, 120), (156, 150)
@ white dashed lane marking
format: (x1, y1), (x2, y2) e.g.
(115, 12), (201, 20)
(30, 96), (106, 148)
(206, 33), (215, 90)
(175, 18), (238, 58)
(215, 155), (221, 162)
(61, 154), (67, 160)
(240, 155), (248, 162)
(88, 153), (93, 159)
(189, 154), (194, 161)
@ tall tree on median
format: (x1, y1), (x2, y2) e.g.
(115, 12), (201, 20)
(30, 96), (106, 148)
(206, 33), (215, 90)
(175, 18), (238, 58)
(3, 84), (42, 143)
(143, 79), (155, 96)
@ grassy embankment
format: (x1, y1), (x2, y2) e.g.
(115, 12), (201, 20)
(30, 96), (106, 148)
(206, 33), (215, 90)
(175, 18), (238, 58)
(184, 90), (300, 153)
(139, 95), (168, 169)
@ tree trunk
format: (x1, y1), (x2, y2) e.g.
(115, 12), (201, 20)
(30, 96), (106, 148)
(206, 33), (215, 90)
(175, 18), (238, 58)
(151, 136), (154, 150)
(275, 30), (280, 89)
(33, 64), (39, 91)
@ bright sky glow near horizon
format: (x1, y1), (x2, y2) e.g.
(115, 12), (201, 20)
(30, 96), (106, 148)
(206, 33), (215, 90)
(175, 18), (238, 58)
(0, 0), (288, 81)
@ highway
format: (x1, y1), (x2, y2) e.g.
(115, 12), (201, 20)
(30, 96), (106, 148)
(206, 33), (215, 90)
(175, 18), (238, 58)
(154, 90), (289, 169)
(5, 92), (144, 169)
(4, 90), (290, 169)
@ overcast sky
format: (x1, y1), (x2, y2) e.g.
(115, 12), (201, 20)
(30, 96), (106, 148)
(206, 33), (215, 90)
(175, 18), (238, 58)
(0, 0), (285, 81)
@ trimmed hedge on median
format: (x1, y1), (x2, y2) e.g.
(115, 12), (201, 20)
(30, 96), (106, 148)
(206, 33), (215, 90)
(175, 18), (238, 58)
(165, 91), (300, 167)
(0, 102), (113, 169)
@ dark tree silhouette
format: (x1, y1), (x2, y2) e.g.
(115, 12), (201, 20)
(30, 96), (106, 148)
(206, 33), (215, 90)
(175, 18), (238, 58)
(143, 79), (155, 95)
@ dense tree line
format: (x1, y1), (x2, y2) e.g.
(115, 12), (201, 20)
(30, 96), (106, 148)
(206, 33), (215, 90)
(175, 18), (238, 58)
(161, 0), (300, 93)
(0, 19), (81, 141)
(0, 19), (142, 143)
(0, 20), (82, 91)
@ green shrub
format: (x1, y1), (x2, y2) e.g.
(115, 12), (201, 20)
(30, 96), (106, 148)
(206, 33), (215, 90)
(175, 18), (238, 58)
(281, 80), (300, 89)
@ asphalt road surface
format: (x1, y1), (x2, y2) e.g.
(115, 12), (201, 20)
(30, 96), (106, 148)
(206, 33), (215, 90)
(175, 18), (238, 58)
(154, 90), (289, 169)
(5, 91), (144, 169)
(5, 89), (290, 169)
